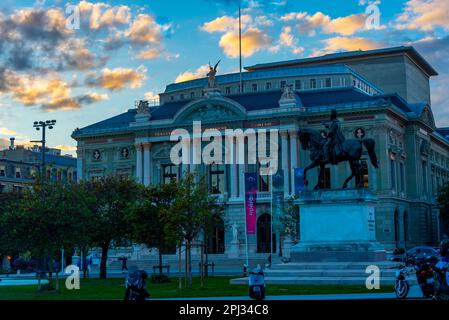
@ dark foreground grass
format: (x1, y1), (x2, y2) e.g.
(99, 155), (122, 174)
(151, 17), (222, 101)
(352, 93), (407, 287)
(0, 277), (394, 300)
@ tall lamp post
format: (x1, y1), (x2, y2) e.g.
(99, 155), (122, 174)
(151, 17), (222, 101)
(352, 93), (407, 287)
(31, 120), (56, 285)
(32, 120), (56, 179)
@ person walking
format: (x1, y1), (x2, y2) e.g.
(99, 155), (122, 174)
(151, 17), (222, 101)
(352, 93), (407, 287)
(120, 256), (128, 273)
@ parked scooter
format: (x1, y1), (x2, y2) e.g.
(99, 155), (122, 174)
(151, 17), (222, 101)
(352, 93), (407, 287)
(432, 239), (449, 301)
(124, 270), (150, 301)
(394, 254), (437, 299)
(249, 265), (265, 300)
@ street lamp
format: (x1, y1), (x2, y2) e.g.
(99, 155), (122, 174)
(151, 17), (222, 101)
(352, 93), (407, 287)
(32, 120), (57, 180)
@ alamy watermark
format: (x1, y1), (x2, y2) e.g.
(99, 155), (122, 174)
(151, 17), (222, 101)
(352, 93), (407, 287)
(365, 265), (381, 290)
(170, 121), (279, 176)
(65, 264), (80, 290)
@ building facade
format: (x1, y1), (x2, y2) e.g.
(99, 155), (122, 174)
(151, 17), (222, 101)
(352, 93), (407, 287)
(0, 138), (77, 192)
(72, 46), (449, 258)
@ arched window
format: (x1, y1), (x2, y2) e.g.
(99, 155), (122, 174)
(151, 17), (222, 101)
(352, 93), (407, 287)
(206, 218), (225, 254)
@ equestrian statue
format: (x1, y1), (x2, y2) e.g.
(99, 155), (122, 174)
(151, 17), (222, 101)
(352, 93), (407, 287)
(298, 109), (378, 190)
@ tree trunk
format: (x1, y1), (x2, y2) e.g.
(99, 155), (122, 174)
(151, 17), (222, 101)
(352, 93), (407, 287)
(99, 243), (109, 279)
(178, 243), (182, 290)
(158, 249), (163, 275)
(188, 241), (192, 289)
(184, 242), (188, 288)
(55, 269), (59, 291)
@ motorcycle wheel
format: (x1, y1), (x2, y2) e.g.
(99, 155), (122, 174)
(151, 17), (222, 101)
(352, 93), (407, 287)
(395, 280), (410, 299)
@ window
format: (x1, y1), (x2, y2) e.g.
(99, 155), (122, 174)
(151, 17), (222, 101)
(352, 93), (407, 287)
(252, 83), (258, 92)
(295, 80), (301, 90)
(209, 164), (225, 194)
(190, 92), (195, 99)
(325, 78), (332, 88)
(280, 80), (286, 89)
(390, 159), (396, 190)
(265, 82), (272, 90)
(170, 95), (174, 101)
(400, 163), (405, 193)
(15, 168), (21, 179)
(180, 93), (185, 100)
(422, 161), (428, 194)
(225, 87), (231, 94)
(258, 174), (270, 192)
(310, 79), (317, 89)
(0, 166), (5, 177)
(162, 164), (178, 184)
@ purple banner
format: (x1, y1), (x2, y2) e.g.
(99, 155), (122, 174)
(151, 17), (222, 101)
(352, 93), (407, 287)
(245, 173), (258, 235)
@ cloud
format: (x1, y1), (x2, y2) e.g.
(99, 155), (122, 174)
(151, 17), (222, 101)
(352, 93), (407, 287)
(395, 0), (449, 31)
(219, 28), (272, 58)
(53, 145), (77, 153)
(313, 36), (385, 56)
(175, 64), (210, 83)
(127, 14), (163, 45)
(144, 91), (160, 105)
(78, 1), (131, 30)
(281, 11), (367, 36)
(202, 15), (252, 33)
(0, 128), (17, 136)
(136, 48), (162, 60)
(85, 66), (147, 91)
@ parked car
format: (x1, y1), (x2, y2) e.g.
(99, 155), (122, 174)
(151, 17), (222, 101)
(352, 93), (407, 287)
(391, 246), (439, 262)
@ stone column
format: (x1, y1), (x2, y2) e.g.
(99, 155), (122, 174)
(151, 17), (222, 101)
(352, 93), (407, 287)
(230, 140), (238, 199)
(76, 146), (83, 182)
(280, 130), (289, 196)
(135, 143), (143, 184)
(143, 142), (151, 186)
(289, 130), (298, 195)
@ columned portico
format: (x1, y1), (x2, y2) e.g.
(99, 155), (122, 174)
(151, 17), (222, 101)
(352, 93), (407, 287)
(135, 143), (143, 184)
(143, 142), (152, 186)
(280, 130), (289, 197)
(289, 130), (298, 195)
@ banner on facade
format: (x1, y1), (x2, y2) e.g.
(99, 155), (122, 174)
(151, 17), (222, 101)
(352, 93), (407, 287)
(245, 173), (258, 235)
(271, 169), (284, 229)
(294, 168), (305, 195)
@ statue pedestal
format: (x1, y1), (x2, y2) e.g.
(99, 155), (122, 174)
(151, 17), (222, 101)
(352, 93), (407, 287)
(203, 87), (222, 98)
(282, 236), (294, 259)
(291, 188), (386, 262)
(227, 240), (240, 259)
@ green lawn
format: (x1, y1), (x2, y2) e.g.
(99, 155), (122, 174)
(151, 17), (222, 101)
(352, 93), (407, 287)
(0, 277), (394, 300)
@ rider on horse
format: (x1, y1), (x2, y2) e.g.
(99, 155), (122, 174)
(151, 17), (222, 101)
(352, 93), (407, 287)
(323, 109), (345, 164)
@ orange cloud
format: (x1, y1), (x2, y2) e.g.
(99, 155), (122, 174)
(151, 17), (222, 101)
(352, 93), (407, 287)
(396, 0), (449, 31)
(311, 36), (385, 57)
(136, 48), (162, 60)
(202, 15), (252, 33)
(219, 28), (272, 58)
(78, 1), (131, 29)
(127, 14), (162, 44)
(281, 11), (367, 36)
(175, 64), (210, 83)
(85, 66), (147, 90)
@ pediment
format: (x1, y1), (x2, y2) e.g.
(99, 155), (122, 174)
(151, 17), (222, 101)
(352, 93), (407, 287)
(420, 106), (436, 129)
(173, 98), (246, 124)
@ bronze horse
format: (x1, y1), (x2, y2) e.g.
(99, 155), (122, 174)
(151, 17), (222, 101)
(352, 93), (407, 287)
(298, 128), (378, 189)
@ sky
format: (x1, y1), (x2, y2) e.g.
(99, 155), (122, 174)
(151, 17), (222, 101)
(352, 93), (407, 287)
(0, 0), (448, 155)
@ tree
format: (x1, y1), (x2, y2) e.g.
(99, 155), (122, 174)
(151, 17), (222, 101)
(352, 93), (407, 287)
(437, 182), (449, 237)
(83, 176), (142, 279)
(4, 181), (93, 290)
(0, 191), (23, 269)
(127, 181), (178, 277)
(161, 173), (224, 288)
(280, 195), (300, 243)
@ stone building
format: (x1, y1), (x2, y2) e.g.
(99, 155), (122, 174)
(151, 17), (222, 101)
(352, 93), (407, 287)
(0, 138), (77, 192)
(72, 46), (449, 259)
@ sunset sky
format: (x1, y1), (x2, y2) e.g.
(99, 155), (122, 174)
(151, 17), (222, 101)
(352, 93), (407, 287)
(0, 0), (448, 155)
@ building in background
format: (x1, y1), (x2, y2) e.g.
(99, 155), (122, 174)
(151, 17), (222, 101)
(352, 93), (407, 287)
(72, 46), (449, 260)
(0, 137), (77, 192)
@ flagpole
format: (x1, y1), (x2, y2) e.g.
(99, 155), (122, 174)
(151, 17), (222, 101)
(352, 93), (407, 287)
(243, 172), (249, 268)
(270, 175), (273, 267)
(238, 4), (243, 93)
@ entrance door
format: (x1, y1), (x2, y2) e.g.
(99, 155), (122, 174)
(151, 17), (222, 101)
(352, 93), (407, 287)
(206, 218), (225, 254)
(257, 214), (276, 253)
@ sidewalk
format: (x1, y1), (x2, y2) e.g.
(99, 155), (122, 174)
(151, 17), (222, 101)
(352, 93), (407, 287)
(152, 285), (424, 300)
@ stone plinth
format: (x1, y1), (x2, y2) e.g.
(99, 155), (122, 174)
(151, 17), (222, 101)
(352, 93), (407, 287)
(227, 240), (240, 259)
(291, 188), (386, 262)
(203, 87), (222, 98)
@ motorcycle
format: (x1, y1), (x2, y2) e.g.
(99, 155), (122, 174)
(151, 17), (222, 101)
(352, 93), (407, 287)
(124, 270), (150, 301)
(432, 258), (449, 300)
(394, 254), (438, 299)
(249, 266), (266, 300)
